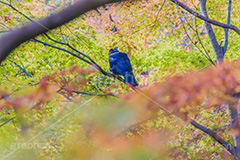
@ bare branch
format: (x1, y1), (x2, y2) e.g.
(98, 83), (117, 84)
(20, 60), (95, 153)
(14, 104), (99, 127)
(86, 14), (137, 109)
(58, 91), (73, 101)
(179, 11), (215, 65)
(73, 90), (116, 97)
(228, 102), (240, 150)
(190, 119), (238, 156)
(0, 116), (16, 128)
(169, 0), (240, 35)
(223, 0), (232, 53)
(182, 12), (214, 64)
(132, 0), (166, 35)
(0, 0), (123, 63)
(32, 39), (125, 83)
(135, 88), (235, 155)
(1, 1), (126, 85)
(198, 0), (224, 63)
(10, 60), (33, 77)
(0, 102), (41, 128)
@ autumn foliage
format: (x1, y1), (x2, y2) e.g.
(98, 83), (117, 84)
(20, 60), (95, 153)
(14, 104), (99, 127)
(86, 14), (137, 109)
(0, 59), (239, 158)
(1, 0), (240, 159)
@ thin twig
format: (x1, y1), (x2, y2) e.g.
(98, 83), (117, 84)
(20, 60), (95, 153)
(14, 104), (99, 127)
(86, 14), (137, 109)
(193, 17), (211, 59)
(73, 90), (116, 97)
(179, 11), (215, 66)
(0, 116), (16, 128)
(0, 102), (42, 128)
(132, 0), (166, 34)
(10, 60), (33, 77)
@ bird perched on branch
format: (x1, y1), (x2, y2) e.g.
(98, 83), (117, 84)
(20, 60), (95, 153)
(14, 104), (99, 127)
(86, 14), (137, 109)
(109, 47), (138, 86)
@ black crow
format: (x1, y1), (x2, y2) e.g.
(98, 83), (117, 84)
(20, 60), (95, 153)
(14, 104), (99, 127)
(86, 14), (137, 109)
(109, 47), (138, 86)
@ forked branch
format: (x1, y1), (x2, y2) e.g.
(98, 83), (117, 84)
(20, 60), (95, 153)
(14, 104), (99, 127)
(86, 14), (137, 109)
(169, 0), (240, 35)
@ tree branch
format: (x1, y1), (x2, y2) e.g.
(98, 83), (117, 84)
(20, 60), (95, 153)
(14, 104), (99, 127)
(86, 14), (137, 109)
(198, 0), (224, 63)
(228, 102), (240, 156)
(179, 11), (215, 65)
(0, 102), (42, 128)
(190, 119), (238, 156)
(1, 1), (126, 84)
(169, 0), (240, 35)
(58, 91), (73, 101)
(73, 90), (116, 97)
(136, 88), (235, 155)
(32, 39), (125, 83)
(10, 60), (33, 77)
(223, 0), (232, 53)
(0, 0), (123, 63)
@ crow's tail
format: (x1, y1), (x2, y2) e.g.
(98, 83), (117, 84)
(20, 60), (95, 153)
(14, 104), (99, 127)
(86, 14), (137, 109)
(124, 72), (138, 86)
